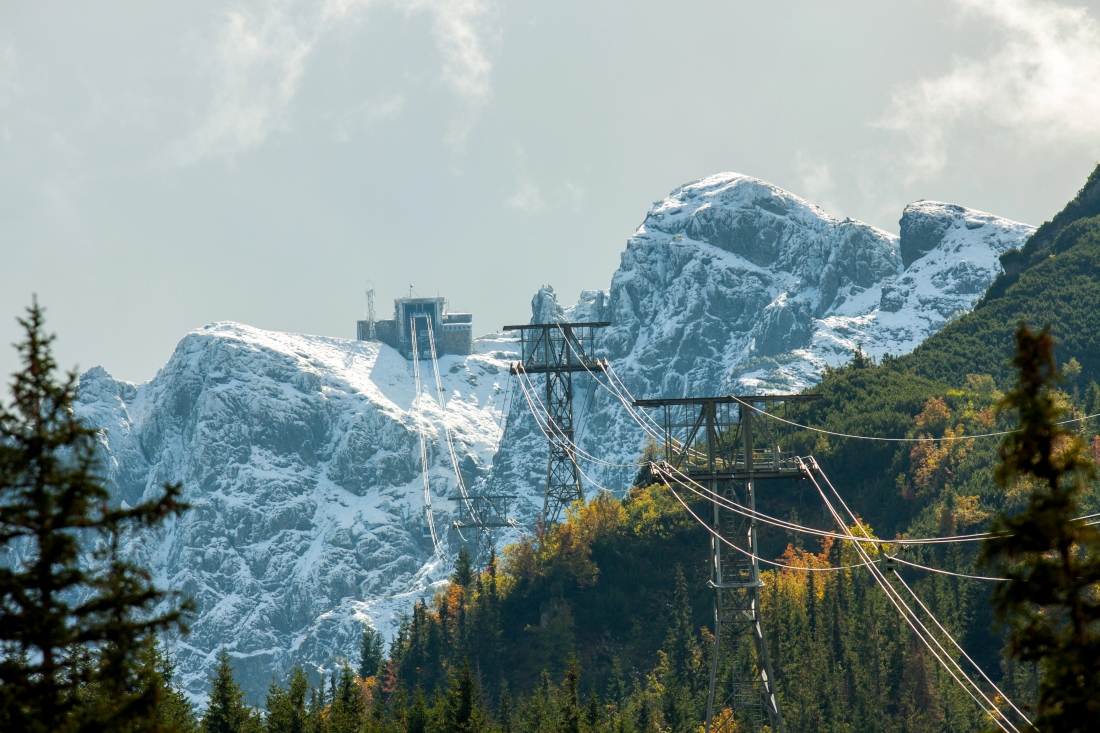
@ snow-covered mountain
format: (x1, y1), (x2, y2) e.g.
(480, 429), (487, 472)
(74, 172), (1032, 703)
(487, 173), (1034, 489)
(75, 324), (535, 703)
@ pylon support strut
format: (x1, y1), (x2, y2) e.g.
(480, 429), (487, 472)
(634, 394), (820, 733)
(504, 321), (609, 525)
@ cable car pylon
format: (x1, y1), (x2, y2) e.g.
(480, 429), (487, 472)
(633, 393), (820, 733)
(503, 321), (609, 526)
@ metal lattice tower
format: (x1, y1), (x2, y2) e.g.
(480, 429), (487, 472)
(365, 284), (376, 340)
(503, 321), (609, 525)
(451, 494), (516, 569)
(633, 394), (820, 733)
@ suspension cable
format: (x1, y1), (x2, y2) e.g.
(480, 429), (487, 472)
(893, 570), (1032, 726)
(803, 457), (1020, 732)
(657, 461), (993, 546)
(409, 325), (441, 556)
(425, 321), (477, 521)
(889, 555), (1007, 582)
(558, 333), (708, 460)
(745, 401), (1100, 443)
(650, 464), (872, 572)
(514, 365), (640, 468)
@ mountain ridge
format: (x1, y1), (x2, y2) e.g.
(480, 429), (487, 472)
(73, 173), (1033, 702)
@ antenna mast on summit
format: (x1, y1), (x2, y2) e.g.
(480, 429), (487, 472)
(365, 283), (376, 340)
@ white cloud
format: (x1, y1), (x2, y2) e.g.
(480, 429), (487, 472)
(878, 0), (1100, 176)
(565, 182), (586, 213)
(336, 93), (406, 142)
(0, 44), (18, 105)
(420, 0), (495, 150)
(506, 180), (544, 213)
(794, 151), (834, 208)
(168, 0), (496, 165)
(166, 3), (332, 166)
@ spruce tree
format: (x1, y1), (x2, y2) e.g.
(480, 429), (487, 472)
(201, 649), (261, 733)
(359, 626), (385, 680)
(981, 324), (1100, 732)
(662, 566), (702, 694)
(306, 685), (326, 733)
(558, 661), (580, 733)
(452, 547), (475, 588)
(407, 686), (429, 733)
(439, 660), (487, 733)
(0, 301), (191, 733)
(328, 666), (364, 733)
(496, 683), (513, 733)
(149, 640), (199, 733)
(470, 546), (503, 695)
(582, 693), (601, 733)
(265, 667), (308, 733)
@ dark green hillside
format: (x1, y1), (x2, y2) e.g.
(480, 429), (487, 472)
(184, 167), (1100, 732)
(357, 166), (1100, 733)
(903, 164), (1100, 388)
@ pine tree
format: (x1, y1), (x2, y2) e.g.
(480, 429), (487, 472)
(360, 626), (385, 680)
(661, 566), (702, 694)
(981, 324), (1100, 732)
(201, 649), (261, 733)
(470, 546), (504, 696)
(496, 683), (513, 733)
(582, 693), (601, 733)
(0, 301), (192, 733)
(149, 640), (199, 733)
(306, 685), (326, 733)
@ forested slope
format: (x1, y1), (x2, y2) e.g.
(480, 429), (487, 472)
(232, 165), (1100, 732)
(421, 165), (1100, 730)
(902, 165), (1100, 387)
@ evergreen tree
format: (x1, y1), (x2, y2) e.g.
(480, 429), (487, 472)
(306, 685), (326, 733)
(201, 650), (261, 733)
(149, 639), (199, 733)
(496, 683), (513, 733)
(407, 686), (429, 733)
(558, 661), (580, 733)
(470, 546), (503, 695)
(452, 547), (475, 588)
(0, 301), (192, 733)
(265, 667), (309, 733)
(439, 660), (487, 733)
(981, 324), (1100, 732)
(328, 666), (364, 733)
(360, 626), (385, 680)
(582, 693), (601, 733)
(661, 566), (702, 694)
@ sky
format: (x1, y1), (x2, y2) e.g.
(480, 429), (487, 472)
(2, 0), (1100, 384)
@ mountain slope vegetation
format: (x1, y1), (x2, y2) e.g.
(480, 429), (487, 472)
(903, 166), (1100, 388)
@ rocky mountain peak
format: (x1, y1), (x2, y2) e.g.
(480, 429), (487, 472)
(74, 173), (1034, 705)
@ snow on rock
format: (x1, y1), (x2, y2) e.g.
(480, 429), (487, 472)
(74, 172), (1033, 705)
(75, 323), (526, 704)
(486, 174), (1035, 490)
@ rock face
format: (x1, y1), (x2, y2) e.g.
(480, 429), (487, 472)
(73, 173), (1033, 704)
(487, 174), (1034, 490)
(75, 324), (529, 703)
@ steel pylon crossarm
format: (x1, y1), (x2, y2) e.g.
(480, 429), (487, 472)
(504, 322), (609, 525)
(632, 393), (820, 733)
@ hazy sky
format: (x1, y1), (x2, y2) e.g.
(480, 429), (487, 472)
(3, 0), (1100, 384)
